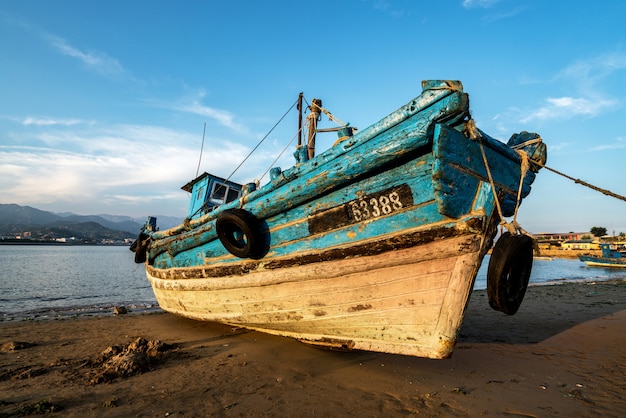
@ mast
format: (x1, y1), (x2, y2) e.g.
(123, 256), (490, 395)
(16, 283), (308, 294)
(297, 92), (303, 148)
(195, 122), (207, 178)
(307, 98), (322, 159)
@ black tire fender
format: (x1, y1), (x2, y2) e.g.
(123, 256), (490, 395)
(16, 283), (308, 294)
(487, 232), (534, 315)
(216, 209), (266, 259)
(130, 232), (149, 264)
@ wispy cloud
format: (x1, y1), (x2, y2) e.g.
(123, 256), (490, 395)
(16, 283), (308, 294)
(588, 137), (626, 152)
(462, 0), (500, 9)
(1, 13), (132, 80)
(504, 52), (626, 126)
(371, 0), (406, 18)
(22, 117), (88, 126)
(150, 90), (250, 134)
(462, 0), (524, 24)
(556, 52), (626, 93)
(173, 101), (244, 132)
(519, 96), (616, 123)
(48, 35), (126, 77)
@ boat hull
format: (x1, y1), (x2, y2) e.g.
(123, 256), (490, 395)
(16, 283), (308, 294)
(138, 80), (546, 359)
(579, 255), (626, 268)
(147, 227), (491, 359)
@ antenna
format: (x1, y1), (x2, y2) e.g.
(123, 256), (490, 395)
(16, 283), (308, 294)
(195, 122), (206, 178)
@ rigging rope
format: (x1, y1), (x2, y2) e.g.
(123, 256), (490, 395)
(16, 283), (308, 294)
(255, 96), (352, 182)
(257, 126), (303, 183)
(303, 97), (349, 128)
(224, 97), (299, 184)
(467, 119), (531, 237)
(195, 122), (206, 178)
(530, 161), (626, 203)
(467, 116), (624, 249)
(319, 105), (348, 127)
(186, 97), (299, 221)
(467, 118), (625, 208)
(187, 94), (356, 221)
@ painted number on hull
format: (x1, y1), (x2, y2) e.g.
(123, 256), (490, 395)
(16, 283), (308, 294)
(308, 184), (414, 234)
(349, 191), (404, 222)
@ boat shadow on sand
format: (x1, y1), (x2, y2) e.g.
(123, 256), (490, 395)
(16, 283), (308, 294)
(457, 281), (626, 345)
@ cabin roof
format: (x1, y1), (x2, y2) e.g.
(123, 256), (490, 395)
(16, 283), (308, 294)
(181, 172), (242, 193)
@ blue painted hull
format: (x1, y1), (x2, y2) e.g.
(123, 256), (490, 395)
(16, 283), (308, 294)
(139, 80), (546, 358)
(579, 243), (626, 268)
(579, 255), (626, 268)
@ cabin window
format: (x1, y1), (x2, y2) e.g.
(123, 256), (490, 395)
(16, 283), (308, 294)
(209, 182), (241, 205)
(227, 188), (240, 202)
(196, 186), (204, 202)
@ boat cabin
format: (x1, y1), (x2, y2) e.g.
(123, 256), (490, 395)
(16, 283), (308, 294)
(182, 172), (243, 219)
(600, 243), (625, 259)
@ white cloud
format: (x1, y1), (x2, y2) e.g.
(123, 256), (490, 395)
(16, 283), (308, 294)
(371, 0), (406, 18)
(462, 0), (500, 9)
(0, 123), (266, 216)
(461, 0), (522, 23)
(588, 137), (626, 152)
(48, 35), (126, 76)
(557, 52), (626, 91)
(490, 52), (626, 129)
(519, 96), (616, 123)
(173, 101), (246, 133)
(146, 89), (251, 134)
(22, 117), (86, 126)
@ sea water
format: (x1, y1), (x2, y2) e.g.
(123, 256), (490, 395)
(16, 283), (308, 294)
(1, 245), (625, 318)
(475, 255), (626, 290)
(0, 245), (155, 318)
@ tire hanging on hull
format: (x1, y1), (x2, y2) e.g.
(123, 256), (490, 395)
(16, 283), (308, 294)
(216, 209), (268, 259)
(487, 232), (534, 315)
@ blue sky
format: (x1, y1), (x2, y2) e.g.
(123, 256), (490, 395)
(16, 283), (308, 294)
(1, 0), (625, 234)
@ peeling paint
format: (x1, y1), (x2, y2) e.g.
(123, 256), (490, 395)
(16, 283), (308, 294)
(300, 338), (355, 351)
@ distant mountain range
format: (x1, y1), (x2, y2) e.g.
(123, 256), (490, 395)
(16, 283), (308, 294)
(0, 203), (182, 243)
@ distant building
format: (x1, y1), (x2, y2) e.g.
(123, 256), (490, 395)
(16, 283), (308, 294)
(560, 239), (599, 251)
(533, 232), (592, 242)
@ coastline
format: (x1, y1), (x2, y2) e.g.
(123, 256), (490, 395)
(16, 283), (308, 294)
(537, 249), (602, 259)
(1, 280), (624, 416)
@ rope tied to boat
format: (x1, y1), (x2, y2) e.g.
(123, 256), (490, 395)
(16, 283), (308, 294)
(465, 119), (533, 238)
(255, 97), (353, 183)
(511, 138), (543, 149)
(466, 118), (625, 257)
(466, 120), (626, 204)
(509, 149), (531, 236)
(529, 160), (626, 203)
(183, 97), (301, 223)
(318, 105), (349, 128)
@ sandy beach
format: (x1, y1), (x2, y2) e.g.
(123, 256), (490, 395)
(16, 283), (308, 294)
(1, 280), (625, 417)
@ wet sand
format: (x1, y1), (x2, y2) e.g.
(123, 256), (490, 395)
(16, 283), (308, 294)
(1, 280), (625, 417)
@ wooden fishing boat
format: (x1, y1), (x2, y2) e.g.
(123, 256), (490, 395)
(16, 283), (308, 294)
(131, 80), (547, 359)
(579, 243), (626, 268)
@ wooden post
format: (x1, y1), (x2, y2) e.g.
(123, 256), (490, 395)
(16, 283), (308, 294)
(297, 92), (303, 148)
(307, 98), (322, 159)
